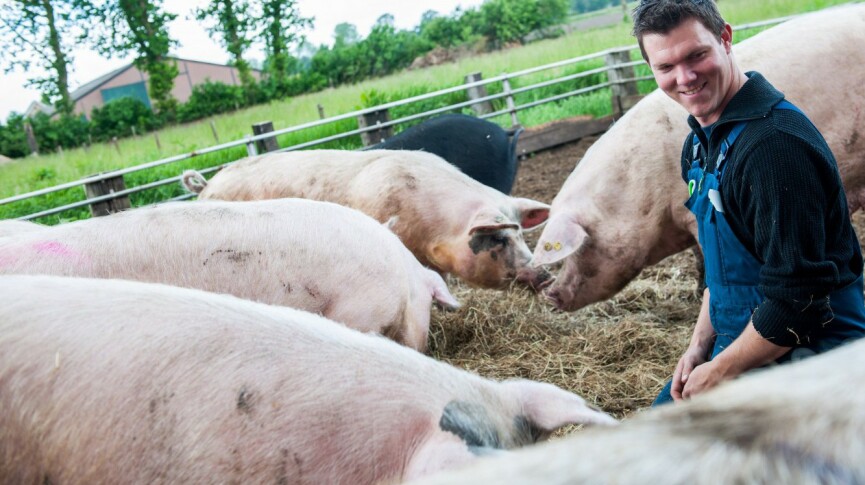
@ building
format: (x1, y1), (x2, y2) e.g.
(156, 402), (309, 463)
(28, 57), (262, 119)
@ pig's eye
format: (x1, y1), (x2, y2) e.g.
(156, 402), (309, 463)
(488, 234), (509, 246)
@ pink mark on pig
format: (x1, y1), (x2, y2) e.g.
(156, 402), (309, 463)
(31, 240), (90, 266)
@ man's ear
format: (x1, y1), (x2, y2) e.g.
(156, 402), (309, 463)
(722, 23), (733, 52)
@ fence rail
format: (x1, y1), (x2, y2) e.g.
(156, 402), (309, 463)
(1, 15), (794, 222)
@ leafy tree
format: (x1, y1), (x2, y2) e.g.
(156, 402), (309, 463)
(258, 0), (312, 98)
(86, 0), (179, 119)
(0, 113), (29, 158)
(194, 0), (260, 104)
(480, 0), (570, 46)
(332, 22), (359, 47)
(0, 0), (86, 115)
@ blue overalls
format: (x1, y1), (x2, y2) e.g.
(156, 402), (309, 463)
(654, 100), (865, 406)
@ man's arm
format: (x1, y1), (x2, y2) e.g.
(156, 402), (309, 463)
(671, 288), (715, 401)
(682, 323), (790, 398)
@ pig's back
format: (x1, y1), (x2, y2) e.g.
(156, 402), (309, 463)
(0, 200), (413, 335)
(0, 275), (493, 484)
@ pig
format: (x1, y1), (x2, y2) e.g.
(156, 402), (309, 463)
(410, 339), (865, 485)
(182, 149), (554, 291)
(533, 5), (865, 310)
(366, 114), (525, 194)
(0, 274), (616, 484)
(0, 199), (459, 351)
(0, 219), (45, 237)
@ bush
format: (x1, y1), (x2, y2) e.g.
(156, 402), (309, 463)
(176, 80), (245, 123)
(90, 97), (160, 141)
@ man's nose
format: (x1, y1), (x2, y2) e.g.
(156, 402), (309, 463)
(676, 66), (697, 86)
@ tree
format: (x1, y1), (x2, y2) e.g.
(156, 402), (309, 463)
(258, 0), (312, 96)
(86, 0), (179, 119)
(0, 0), (84, 115)
(332, 22), (359, 47)
(194, 0), (260, 104)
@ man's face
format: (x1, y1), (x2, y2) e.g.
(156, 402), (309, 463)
(642, 18), (736, 126)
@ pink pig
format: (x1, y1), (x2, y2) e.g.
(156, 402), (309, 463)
(0, 199), (458, 351)
(0, 274), (616, 484)
(183, 149), (553, 291)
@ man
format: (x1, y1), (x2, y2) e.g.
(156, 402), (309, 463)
(631, 0), (865, 405)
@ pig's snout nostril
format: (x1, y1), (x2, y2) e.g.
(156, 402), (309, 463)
(543, 287), (566, 311)
(535, 275), (556, 291)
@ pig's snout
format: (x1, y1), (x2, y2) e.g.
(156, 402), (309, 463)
(543, 285), (569, 311)
(517, 266), (555, 292)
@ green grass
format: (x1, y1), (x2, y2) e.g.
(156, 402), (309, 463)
(0, 0), (856, 223)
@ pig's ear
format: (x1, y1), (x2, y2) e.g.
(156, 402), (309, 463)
(426, 269), (460, 311)
(512, 198), (551, 231)
(505, 379), (617, 438)
(532, 214), (588, 267)
(468, 210), (520, 235)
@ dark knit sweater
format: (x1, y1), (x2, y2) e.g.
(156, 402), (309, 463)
(680, 72), (863, 347)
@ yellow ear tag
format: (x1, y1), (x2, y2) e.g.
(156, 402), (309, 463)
(688, 179), (696, 196)
(553, 242), (562, 251)
(544, 242), (553, 251)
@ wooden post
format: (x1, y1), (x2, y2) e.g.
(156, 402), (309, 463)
(252, 121), (279, 153)
(357, 109), (393, 146)
(24, 122), (38, 155)
(605, 50), (640, 115)
(210, 120), (219, 142)
(84, 174), (131, 217)
(131, 126), (137, 137)
(153, 132), (162, 152)
(502, 78), (520, 128)
(111, 137), (121, 154)
(317, 104), (326, 119)
(464, 72), (493, 116)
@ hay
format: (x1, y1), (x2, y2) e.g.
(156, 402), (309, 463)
(429, 250), (701, 420)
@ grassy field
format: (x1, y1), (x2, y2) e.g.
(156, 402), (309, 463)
(0, 0), (855, 223)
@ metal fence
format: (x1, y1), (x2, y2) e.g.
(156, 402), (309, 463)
(0, 15), (794, 222)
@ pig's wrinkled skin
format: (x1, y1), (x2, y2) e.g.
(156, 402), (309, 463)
(410, 339), (865, 485)
(0, 219), (45, 237)
(534, 5), (865, 311)
(0, 199), (459, 351)
(183, 149), (554, 291)
(0, 275), (616, 485)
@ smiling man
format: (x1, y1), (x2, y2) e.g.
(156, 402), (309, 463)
(631, 0), (865, 405)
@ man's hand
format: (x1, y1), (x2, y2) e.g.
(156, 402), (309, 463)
(681, 360), (729, 399)
(681, 324), (791, 400)
(671, 346), (709, 401)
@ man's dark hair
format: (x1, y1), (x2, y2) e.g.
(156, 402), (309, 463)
(632, 0), (726, 61)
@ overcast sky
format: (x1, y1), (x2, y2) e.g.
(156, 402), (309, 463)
(0, 0), (485, 120)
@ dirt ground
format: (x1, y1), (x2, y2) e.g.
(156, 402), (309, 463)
(428, 134), (865, 425)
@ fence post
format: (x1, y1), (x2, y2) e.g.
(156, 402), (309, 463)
(317, 104), (326, 119)
(252, 121), (279, 153)
(210, 121), (219, 142)
(502, 78), (520, 128)
(358, 109), (393, 146)
(245, 136), (258, 157)
(24, 122), (38, 155)
(465, 72), (493, 116)
(605, 50), (640, 115)
(84, 174), (131, 217)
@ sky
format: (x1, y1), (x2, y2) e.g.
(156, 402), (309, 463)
(0, 0), (485, 121)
